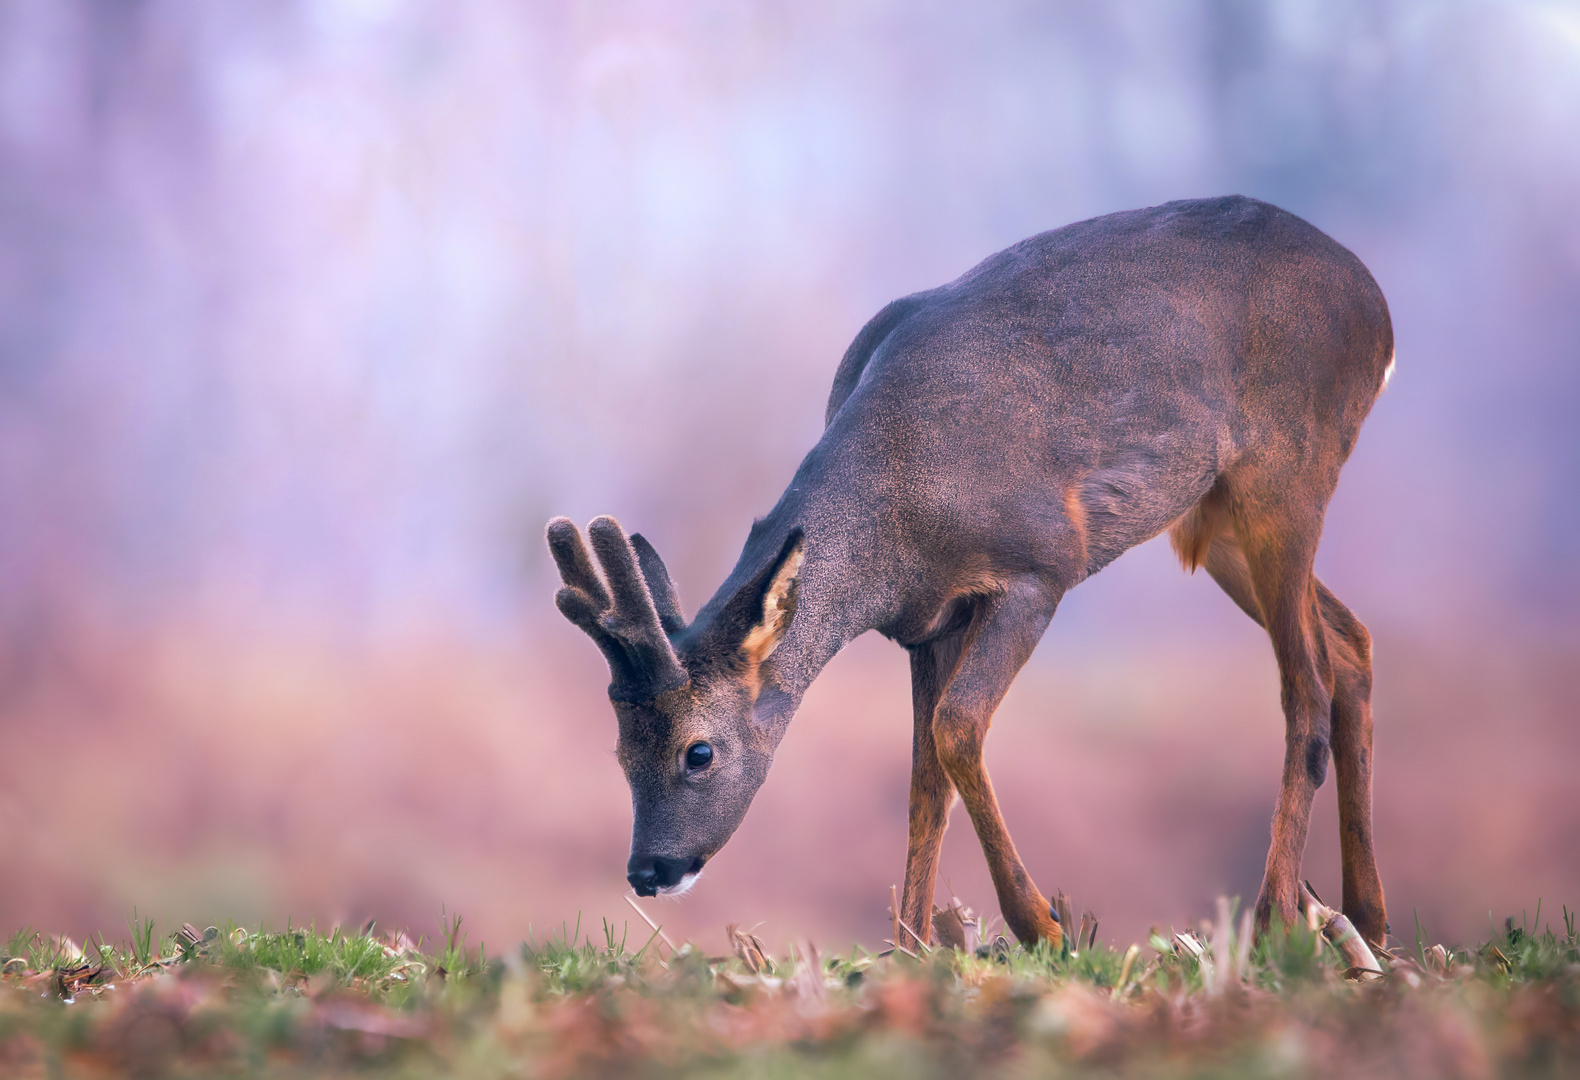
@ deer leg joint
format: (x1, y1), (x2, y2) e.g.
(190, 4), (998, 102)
(1305, 734), (1330, 788)
(931, 707), (985, 775)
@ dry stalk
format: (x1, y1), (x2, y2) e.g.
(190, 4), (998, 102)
(1053, 891), (1077, 944)
(1172, 929), (1205, 960)
(1209, 897), (1235, 995)
(624, 896), (678, 958)
(790, 942), (826, 1003)
(890, 885), (902, 951)
(1234, 906), (1254, 984)
(1175, 928), (1215, 987)
(1298, 880), (1383, 980)
(1111, 943), (1141, 1001)
(895, 915), (933, 954)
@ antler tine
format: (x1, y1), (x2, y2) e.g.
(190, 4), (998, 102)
(553, 583), (629, 668)
(630, 533), (686, 633)
(587, 516), (689, 693)
(587, 516), (672, 638)
(546, 518), (633, 676)
(546, 517), (612, 610)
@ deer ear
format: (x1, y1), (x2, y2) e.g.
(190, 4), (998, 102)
(738, 530), (805, 667)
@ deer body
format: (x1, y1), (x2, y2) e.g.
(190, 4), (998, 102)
(549, 195), (1392, 950)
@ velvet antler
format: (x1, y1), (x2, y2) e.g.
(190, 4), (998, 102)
(546, 516), (689, 699)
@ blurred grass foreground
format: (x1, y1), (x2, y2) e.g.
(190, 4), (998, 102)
(2, 901), (1577, 1079)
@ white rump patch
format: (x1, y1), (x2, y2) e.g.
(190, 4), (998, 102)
(1382, 348), (1397, 389)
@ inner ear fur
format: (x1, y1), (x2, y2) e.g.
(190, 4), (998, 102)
(717, 529), (805, 668)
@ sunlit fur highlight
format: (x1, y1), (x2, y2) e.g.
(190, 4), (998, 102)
(739, 543), (803, 666)
(1168, 484), (1233, 574)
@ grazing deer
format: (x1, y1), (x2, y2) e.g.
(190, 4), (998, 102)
(547, 196), (1392, 951)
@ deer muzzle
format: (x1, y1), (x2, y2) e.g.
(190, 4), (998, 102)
(627, 854), (706, 896)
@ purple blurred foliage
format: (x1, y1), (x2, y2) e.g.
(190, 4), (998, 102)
(0, 0), (1576, 950)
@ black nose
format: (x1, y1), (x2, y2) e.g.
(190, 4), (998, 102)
(627, 854), (704, 896)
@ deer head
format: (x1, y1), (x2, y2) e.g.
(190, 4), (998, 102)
(546, 515), (805, 896)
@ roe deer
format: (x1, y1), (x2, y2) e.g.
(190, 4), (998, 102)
(547, 196), (1392, 950)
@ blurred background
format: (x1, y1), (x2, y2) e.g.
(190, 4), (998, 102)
(1, 0), (1576, 955)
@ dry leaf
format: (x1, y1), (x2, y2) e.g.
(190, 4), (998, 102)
(726, 924), (770, 975)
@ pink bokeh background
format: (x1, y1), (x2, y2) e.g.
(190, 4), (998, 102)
(1, 1), (1577, 954)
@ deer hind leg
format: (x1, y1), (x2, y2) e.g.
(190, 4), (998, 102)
(1198, 531), (1388, 945)
(1316, 581), (1388, 947)
(898, 638), (963, 950)
(929, 581), (1063, 948)
(1189, 488), (1334, 932)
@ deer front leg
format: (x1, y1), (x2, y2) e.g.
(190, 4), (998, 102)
(930, 582), (1063, 949)
(898, 639), (963, 951)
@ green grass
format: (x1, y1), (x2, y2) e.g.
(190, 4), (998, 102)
(2, 902), (1578, 1078)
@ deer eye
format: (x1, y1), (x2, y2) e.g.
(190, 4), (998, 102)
(685, 742), (713, 771)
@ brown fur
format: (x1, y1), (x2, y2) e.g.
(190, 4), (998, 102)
(1167, 481), (1234, 575)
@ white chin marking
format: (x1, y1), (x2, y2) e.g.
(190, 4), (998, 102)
(658, 871), (702, 897)
(1382, 348), (1396, 388)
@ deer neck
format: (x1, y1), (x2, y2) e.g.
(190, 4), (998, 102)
(695, 491), (901, 748)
